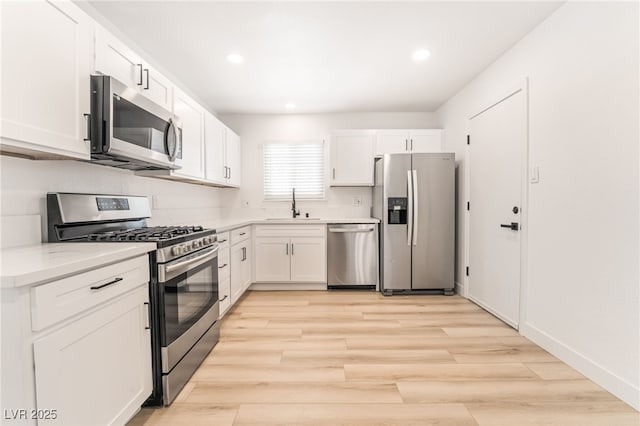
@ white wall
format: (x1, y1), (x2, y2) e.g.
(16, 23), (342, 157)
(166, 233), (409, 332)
(219, 112), (439, 219)
(437, 1), (639, 410)
(0, 155), (236, 245)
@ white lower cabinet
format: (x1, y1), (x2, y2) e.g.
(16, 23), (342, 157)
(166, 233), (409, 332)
(33, 286), (151, 425)
(230, 229), (251, 304)
(217, 233), (231, 316)
(289, 237), (327, 282)
(0, 253), (152, 426)
(254, 226), (327, 284)
(254, 237), (290, 282)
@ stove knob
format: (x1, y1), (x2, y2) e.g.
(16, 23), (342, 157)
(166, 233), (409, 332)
(171, 245), (183, 256)
(204, 237), (211, 245)
(193, 239), (201, 249)
(182, 243), (190, 253)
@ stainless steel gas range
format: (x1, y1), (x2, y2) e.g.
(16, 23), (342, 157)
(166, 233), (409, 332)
(47, 192), (220, 406)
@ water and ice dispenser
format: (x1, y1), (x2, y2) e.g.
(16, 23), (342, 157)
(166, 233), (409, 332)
(387, 197), (407, 224)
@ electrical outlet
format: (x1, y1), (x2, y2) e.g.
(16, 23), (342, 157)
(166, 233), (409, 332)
(353, 196), (362, 206)
(152, 195), (159, 209)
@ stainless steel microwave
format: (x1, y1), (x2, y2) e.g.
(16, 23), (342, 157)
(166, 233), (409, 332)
(89, 75), (182, 170)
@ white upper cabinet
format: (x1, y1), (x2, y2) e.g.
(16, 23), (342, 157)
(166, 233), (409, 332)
(174, 88), (205, 179)
(0, 0), (92, 159)
(94, 26), (173, 111)
(204, 114), (241, 187)
(204, 113), (227, 183)
(375, 129), (444, 156)
(408, 129), (444, 153)
(375, 129), (410, 155)
(143, 66), (173, 111)
(329, 130), (375, 186)
(226, 128), (242, 187)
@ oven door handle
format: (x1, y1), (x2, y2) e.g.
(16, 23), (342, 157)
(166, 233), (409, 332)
(161, 246), (218, 280)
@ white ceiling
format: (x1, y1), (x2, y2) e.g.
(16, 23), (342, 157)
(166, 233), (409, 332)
(86, 1), (563, 114)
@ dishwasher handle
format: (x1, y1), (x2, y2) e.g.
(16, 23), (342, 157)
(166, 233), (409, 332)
(328, 227), (375, 233)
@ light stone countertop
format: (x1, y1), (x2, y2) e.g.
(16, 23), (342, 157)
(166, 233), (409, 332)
(0, 242), (156, 289)
(206, 217), (380, 233)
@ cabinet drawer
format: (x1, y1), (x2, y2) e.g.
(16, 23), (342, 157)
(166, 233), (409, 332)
(31, 255), (150, 331)
(218, 248), (230, 280)
(218, 276), (231, 317)
(230, 226), (251, 244)
(255, 225), (326, 238)
(216, 231), (230, 249)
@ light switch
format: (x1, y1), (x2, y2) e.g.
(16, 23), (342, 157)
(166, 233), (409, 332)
(530, 166), (540, 184)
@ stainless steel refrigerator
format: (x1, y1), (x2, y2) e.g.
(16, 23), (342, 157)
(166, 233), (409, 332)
(373, 153), (455, 295)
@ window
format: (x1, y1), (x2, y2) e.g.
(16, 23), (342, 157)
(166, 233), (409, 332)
(263, 141), (325, 200)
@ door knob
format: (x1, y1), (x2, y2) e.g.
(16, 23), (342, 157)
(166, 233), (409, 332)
(512, 206), (519, 214)
(500, 222), (519, 231)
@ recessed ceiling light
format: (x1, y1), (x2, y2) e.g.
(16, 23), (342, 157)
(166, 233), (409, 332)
(226, 53), (244, 64)
(285, 103), (296, 110)
(412, 49), (431, 62)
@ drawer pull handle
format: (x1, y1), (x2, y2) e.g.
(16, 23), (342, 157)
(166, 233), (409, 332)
(218, 263), (228, 269)
(239, 232), (246, 236)
(219, 295), (228, 302)
(218, 239), (227, 243)
(90, 277), (123, 291)
(144, 302), (151, 330)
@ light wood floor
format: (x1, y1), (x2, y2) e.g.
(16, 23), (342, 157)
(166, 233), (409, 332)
(129, 291), (639, 426)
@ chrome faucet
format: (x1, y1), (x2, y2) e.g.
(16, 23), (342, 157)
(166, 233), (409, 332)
(292, 188), (300, 218)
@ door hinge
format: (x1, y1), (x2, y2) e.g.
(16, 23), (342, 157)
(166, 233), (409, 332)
(466, 201), (470, 211)
(467, 135), (470, 145)
(466, 266), (469, 276)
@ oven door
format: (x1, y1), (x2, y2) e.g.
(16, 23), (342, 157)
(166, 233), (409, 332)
(158, 245), (219, 373)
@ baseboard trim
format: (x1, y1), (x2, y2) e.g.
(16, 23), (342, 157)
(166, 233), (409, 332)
(454, 281), (465, 296)
(520, 322), (640, 411)
(249, 283), (327, 291)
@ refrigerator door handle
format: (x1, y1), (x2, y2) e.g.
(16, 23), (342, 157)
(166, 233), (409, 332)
(407, 170), (413, 246)
(412, 169), (419, 246)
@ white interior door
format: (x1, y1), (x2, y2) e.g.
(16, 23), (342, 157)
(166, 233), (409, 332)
(468, 87), (526, 328)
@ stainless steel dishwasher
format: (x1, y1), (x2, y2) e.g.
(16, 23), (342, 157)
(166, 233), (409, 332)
(327, 223), (379, 290)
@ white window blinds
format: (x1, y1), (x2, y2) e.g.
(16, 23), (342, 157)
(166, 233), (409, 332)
(263, 141), (325, 200)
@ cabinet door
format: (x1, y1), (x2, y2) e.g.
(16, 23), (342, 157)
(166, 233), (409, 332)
(204, 113), (227, 184)
(254, 237), (290, 282)
(174, 89), (205, 179)
(290, 237), (327, 282)
(218, 276), (231, 317)
(1, 0), (92, 159)
(142, 66), (173, 111)
(375, 129), (409, 156)
(226, 128), (241, 187)
(230, 243), (245, 304)
(33, 286), (151, 426)
(330, 130), (375, 186)
(95, 26), (142, 90)
(241, 244), (252, 291)
(409, 129), (443, 153)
